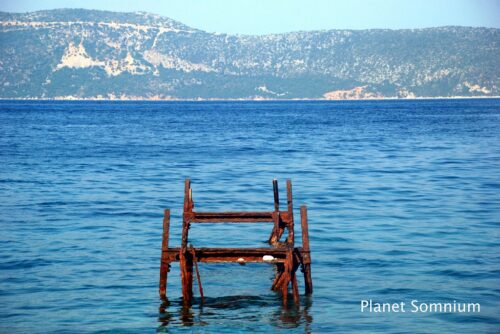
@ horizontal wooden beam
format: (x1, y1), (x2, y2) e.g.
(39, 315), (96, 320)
(164, 247), (303, 263)
(190, 211), (273, 222)
(186, 211), (291, 223)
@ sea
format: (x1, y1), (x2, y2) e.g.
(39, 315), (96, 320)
(0, 99), (499, 333)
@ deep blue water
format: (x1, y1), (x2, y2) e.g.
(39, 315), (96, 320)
(0, 99), (499, 333)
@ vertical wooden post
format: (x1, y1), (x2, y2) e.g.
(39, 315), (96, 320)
(282, 277), (289, 306)
(286, 179), (294, 246)
(181, 179), (194, 304)
(282, 248), (291, 306)
(268, 179), (281, 245)
(300, 205), (313, 295)
(180, 252), (193, 305)
(273, 179), (280, 212)
(182, 179), (191, 248)
(289, 247), (300, 304)
(183, 178), (194, 212)
(159, 209), (171, 298)
(287, 180), (299, 304)
(291, 274), (299, 304)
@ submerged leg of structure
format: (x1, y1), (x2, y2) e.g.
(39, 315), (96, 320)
(180, 247), (194, 304)
(282, 249), (291, 305)
(281, 246), (301, 306)
(180, 179), (194, 305)
(159, 209), (171, 298)
(301, 205), (313, 295)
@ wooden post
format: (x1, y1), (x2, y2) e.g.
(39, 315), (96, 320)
(180, 248), (193, 305)
(184, 179), (193, 212)
(300, 205), (313, 295)
(268, 179), (281, 245)
(182, 179), (191, 248)
(181, 179), (194, 304)
(291, 249), (300, 303)
(291, 274), (299, 304)
(273, 179), (280, 212)
(286, 179), (294, 246)
(159, 209), (171, 298)
(282, 248), (291, 306)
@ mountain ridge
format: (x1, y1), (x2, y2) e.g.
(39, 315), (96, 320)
(0, 9), (494, 34)
(1, 9), (498, 100)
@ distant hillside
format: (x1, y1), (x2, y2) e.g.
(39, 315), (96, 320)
(0, 9), (498, 99)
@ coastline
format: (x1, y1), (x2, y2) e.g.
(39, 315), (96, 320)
(1, 95), (499, 102)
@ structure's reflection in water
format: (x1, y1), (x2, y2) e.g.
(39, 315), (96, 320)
(158, 295), (313, 331)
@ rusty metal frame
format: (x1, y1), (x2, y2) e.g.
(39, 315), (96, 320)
(159, 179), (313, 305)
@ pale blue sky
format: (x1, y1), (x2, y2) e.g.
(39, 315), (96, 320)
(1, 0), (498, 34)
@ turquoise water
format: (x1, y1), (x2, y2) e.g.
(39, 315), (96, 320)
(0, 99), (499, 333)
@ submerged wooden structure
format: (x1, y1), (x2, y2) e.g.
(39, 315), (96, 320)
(159, 179), (312, 305)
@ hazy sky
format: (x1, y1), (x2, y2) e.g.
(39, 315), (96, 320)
(1, 0), (498, 34)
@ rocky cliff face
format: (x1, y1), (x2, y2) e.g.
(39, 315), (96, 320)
(0, 9), (498, 99)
